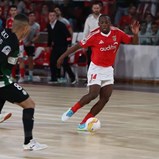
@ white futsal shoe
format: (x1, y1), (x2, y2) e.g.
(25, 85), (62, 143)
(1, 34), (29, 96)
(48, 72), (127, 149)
(23, 139), (48, 151)
(0, 112), (12, 123)
(61, 108), (74, 121)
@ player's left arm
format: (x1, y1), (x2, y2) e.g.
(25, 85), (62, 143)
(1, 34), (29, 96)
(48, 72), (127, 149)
(57, 43), (81, 68)
(130, 20), (140, 44)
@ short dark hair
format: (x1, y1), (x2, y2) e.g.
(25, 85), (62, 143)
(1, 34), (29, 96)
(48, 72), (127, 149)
(10, 5), (17, 9)
(92, 0), (103, 6)
(14, 14), (29, 23)
(99, 14), (111, 21)
(48, 9), (57, 16)
(28, 11), (35, 16)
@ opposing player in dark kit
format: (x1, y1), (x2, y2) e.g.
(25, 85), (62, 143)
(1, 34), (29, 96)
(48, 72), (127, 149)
(0, 14), (47, 150)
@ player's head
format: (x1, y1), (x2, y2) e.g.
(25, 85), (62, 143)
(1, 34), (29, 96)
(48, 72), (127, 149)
(9, 5), (17, 18)
(12, 14), (30, 41)
(91, 1), (102, 16)
(98, 14), (111, 34)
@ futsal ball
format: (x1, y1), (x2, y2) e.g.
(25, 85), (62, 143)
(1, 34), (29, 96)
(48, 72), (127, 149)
(86, 117), (101, 132)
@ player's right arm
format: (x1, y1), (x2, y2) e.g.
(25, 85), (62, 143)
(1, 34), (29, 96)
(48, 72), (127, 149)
(57, 30), (95, 68)
(57, 43), (81, 68)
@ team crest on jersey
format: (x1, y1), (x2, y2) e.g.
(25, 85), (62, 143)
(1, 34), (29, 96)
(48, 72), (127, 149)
(112, 35), (116, 41)
(1, 46), (11, 55)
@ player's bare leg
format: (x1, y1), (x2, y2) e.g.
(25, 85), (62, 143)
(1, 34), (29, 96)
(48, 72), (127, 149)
(61, 85), (100, 121)
(78, 85), (112, 130)
(90, 85), (113, 116)
(17, 97), (48, 151)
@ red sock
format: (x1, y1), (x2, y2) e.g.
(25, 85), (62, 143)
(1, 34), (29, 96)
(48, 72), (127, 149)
(80, 112), (94, 124)
(11, 66), (16, 78)
(71, 102), (81, 113)
(20, 68), (25, 78)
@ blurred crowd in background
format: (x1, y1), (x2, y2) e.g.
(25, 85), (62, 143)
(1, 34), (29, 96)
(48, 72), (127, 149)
(0, 0), (159, 45)
(0, 0), (159, 84)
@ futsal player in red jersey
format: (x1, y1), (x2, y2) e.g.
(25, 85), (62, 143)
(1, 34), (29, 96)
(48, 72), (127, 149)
(57, 14), (140, 131)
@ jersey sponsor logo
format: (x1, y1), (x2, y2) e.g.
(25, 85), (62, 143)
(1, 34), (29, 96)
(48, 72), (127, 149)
(100, 42), (118, 52)
(99, 40), (104, 44)
(8, 56), (18, 65)
(1, 46), (11, 55)
(1, 30), (9, 39)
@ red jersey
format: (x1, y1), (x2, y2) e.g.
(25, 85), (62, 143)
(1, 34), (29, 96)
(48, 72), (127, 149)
(79, 26), (132, 67)
(6, 17), (14, 29)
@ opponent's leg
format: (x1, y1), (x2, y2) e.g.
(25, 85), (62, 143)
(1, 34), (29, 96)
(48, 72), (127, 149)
(18, 97), (48, 151)
(0, 98), (12, 123)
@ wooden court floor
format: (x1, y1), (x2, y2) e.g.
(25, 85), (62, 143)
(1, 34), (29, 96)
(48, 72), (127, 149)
(1, 84), (159, 159)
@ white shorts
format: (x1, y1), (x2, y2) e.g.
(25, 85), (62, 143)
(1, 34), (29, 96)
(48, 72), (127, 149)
(87, 62), (114, 87)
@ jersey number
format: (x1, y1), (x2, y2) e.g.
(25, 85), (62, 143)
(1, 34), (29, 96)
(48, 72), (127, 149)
(14, 83), (22, 90)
